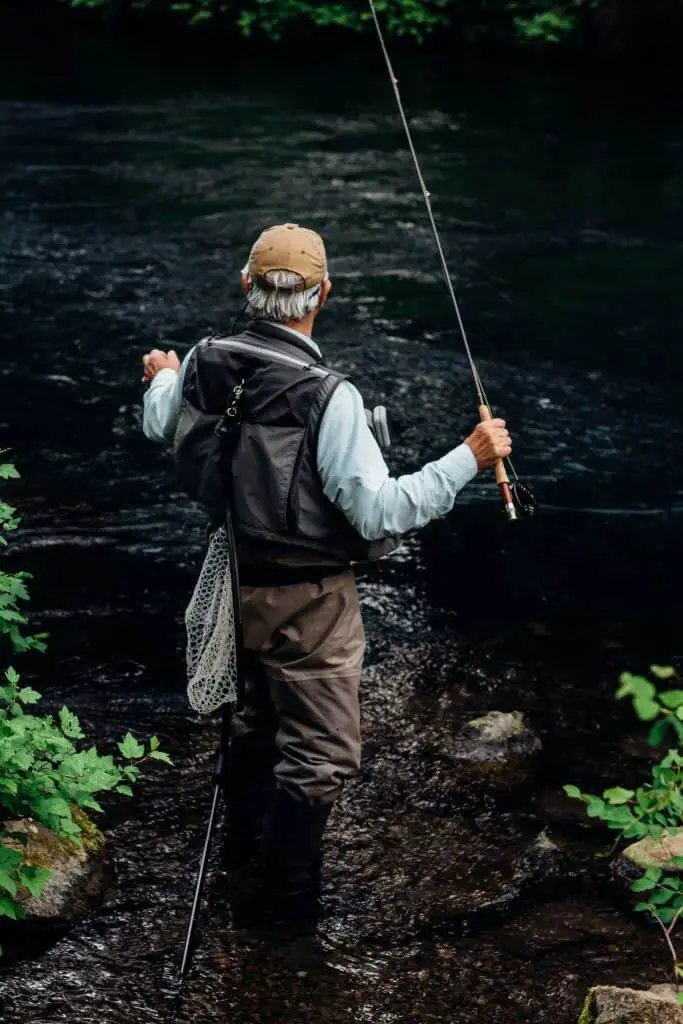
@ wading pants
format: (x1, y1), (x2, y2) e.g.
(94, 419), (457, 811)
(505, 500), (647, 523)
(230, 569), (365, 810)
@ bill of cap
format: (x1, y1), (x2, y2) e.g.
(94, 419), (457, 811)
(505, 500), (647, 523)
(248, 223), (327, 292)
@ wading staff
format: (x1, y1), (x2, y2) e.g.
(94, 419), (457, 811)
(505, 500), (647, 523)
(172, 502), (246, 1008)
(367, 0), (536, 521)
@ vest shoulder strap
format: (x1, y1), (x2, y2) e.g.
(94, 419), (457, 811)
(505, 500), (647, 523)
(200, 335), (348, 383)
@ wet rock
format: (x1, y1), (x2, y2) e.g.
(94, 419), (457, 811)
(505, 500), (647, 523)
(361, 656), (543, 809)
(613, 831), (683, 892)
(623, 832), (683, 871)
(579, 984), (683, 1024)
(454, 710), (541, 765)
(416, 710), (542, 798)
(513, 829), (569, 889)
(2, 810), (111, 926)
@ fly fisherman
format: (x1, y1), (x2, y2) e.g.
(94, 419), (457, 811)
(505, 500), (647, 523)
(140, 223), (512, 926)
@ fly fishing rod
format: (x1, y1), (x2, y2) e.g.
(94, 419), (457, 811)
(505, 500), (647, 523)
(367, 0), (536, 521)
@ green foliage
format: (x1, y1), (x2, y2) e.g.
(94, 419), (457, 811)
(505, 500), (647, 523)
(60, 0), (593, 44)
(565, 666), (683, 989)
(564, 747), (683, 844)
(0, 461), (173, 939)
(617, 669), (683, 748)
(0, 461), (47, 657)
(509, 0), (597, 44)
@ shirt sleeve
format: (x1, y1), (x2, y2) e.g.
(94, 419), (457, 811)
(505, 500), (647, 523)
(142, 349), (194, 444)
(316, 380), (479, 542)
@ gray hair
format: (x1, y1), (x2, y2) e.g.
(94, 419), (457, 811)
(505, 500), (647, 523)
(242, 266), (327, 323)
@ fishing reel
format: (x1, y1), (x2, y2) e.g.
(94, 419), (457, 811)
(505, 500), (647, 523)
(510, 477), (538, 519)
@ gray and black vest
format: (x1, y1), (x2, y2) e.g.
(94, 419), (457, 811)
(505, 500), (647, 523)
(174, 321), (400, 567)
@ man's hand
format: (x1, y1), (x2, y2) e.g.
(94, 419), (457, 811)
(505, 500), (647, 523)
(464, 419), (512, 472)
(142, 349), (181, 384)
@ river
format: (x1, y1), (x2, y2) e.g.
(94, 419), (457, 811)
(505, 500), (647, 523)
(0, 25), (682, 1024)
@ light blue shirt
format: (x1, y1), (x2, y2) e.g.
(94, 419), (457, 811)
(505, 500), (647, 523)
(143, 324), (478, 541)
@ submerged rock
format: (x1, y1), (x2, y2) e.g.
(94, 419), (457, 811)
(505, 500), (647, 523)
(579, 984), (683, 1024)
(2, 810), (111, 926)
(422, 710), (542, 796)
(329, 788), (572, 940)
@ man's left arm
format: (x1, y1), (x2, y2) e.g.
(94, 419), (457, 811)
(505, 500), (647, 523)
(141, 348), (193, 443)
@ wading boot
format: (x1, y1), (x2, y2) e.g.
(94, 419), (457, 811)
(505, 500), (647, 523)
(221, 733), (276, 869)
(231, 787), (332, 928)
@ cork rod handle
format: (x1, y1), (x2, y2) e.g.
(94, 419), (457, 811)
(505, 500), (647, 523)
(478, 404), (518, 520)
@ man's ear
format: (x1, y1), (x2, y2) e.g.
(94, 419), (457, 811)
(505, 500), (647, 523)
(318, 278), (332, 312)
(241, 272), (250, 297)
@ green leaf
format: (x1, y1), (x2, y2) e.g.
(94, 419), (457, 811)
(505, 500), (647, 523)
(648, 718), (672, 748)
(19, 866), (50, 899)
(563, 784), (583, 800)
(603, 787), (634, 805)
(116, 785), (134, 797)
(0, 464), (20, 480)
(0, 897), (20, 920)
(632, 876), (658, 892)
(5, 667), (19, 685)
(149, 736), (160, 752)
(118, 733), (145, 760)
(586, 797), (607, 818)
(0, 870), (17, 897)
(659, 690), (683, 709)
(633, 696), (661, 722)
(617, 672), (656, 702)
(656, 906), (677, 924)
(18, 687), (41, 705)
(651, 666), (676, 681)
(649, 889), (674, 906)
(677, 993), (683, 1006)
(148, 750), (173, 766)
(59, 706), (84, 740)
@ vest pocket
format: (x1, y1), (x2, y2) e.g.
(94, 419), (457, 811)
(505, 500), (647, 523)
(234, 423), (305, 534)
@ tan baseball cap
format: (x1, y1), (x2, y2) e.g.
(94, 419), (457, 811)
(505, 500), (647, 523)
(247, 223), (327, 292)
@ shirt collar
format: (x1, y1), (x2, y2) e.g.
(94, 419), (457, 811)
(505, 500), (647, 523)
(264, 321), (322, 361)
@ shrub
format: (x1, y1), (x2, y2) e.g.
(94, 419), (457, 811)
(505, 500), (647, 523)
(565, 666), (683, 998)
(0, 458), (171, 947)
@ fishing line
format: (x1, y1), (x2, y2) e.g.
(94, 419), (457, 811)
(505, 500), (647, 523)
(367, 0), (536, 518)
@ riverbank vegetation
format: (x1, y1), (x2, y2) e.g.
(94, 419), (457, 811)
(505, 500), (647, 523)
(0, 460), (170, 946)
(565, 668), (683, 996)
(52, 0), (683, 57)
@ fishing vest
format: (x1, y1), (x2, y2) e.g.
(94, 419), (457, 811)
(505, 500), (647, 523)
(173, 320), (401, 567)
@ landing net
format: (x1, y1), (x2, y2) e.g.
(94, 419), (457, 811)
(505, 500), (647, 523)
(185, 526), (238, 714)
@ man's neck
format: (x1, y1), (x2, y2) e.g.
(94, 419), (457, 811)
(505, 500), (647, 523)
(282, 314), (315, 338)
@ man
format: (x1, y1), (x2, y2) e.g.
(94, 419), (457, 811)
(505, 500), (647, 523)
(141, 222), (511, 924)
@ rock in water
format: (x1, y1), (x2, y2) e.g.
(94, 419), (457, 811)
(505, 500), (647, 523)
(623, 832), (683, 871)
(3, 811), (112, 925)
(580, 985), (683, 1023)
(613, 831), (683, 892)
(441, 710), (542, 792)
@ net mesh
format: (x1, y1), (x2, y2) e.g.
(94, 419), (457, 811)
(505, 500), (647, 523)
(185, 526), (238, 714)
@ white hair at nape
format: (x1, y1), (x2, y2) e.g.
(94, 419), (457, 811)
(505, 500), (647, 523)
(243, 266), (326, 324)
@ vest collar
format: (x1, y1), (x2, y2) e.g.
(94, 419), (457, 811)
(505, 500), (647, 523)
(245, 320), (323, 364)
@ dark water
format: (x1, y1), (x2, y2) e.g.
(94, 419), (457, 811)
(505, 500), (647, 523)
(1, 30), (682, 1024)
